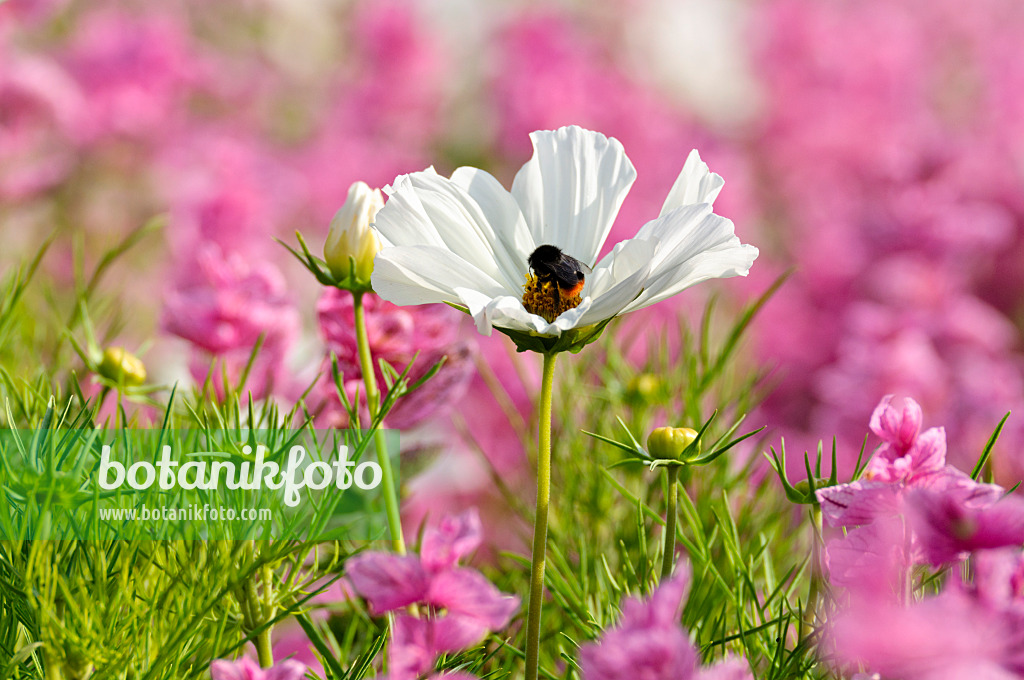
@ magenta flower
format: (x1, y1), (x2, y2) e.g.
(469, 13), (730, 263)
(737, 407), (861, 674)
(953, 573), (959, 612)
(828, 548), (1024, 678)
(162, 244), (299, 399)
(863, 395), (944, 483)
(65, 8), (199, 143)
(346, 510), (519, 679)
(0, 50), (83, 200)
(315, 289), (474, 429)
(822, 514), (919, 602)
(209, 657), (306, 680)
(816, 395), (1001, 529)
(908, 486), (1024, 565)
(578, 568), (752, 680)
(827, 587), (1018, 680)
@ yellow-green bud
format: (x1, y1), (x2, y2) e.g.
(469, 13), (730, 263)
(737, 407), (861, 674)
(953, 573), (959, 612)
(324, 181), (384, 282)
(647, 426), (700, 461)
(626, 373), (660, 402)
(98, 347), (147, 386)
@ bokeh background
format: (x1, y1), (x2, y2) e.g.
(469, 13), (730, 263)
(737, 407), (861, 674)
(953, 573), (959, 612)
(4, 0), (1024, 527)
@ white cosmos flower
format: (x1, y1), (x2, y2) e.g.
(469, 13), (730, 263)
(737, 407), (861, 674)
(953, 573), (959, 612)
(370, 125), (758, 339)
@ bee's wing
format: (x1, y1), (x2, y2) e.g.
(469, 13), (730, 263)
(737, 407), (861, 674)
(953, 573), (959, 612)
(550, 256), (589, 287)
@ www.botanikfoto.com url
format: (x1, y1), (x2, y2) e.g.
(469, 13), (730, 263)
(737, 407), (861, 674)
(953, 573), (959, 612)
(98, 505), (273, 522)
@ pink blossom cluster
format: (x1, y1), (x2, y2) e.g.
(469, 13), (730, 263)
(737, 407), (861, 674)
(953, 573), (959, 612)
(346, 510), (519, 680)
(210, 657), (305, 680)
(315, 289), (475, 429)
(2, 0), (452, 403)
(578, 567), (753, 680)
(816, 396), (1024, 677)
(752, 0), (1024, 482)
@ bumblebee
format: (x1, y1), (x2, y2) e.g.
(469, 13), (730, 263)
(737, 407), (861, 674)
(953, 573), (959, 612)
(522, 245), (589, 322)
(527, 245), (588, 300)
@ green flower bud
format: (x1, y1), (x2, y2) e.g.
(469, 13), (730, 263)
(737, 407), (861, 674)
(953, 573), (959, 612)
(324, 181), (384, 282)
(647, 426), (700, 461)
(626, 373), (660, 403)
(98, 347), (147, 386)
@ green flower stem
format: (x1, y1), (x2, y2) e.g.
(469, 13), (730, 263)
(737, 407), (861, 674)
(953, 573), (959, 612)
(525, 351), (557, 680)
(255, 563), (276, 667)
(352, 292), (406, 555)
(661, 465), (680, 580)
(255, 629), (274, 668)
(803, 504), (823, 625)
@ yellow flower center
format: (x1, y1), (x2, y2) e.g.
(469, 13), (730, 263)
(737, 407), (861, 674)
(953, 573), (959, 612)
(522, 273), (582, 323)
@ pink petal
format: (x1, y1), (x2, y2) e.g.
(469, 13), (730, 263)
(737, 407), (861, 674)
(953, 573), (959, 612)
(426, 567), (519, 630)
(421, 509), (483, 572)
(696, 657), (755, 680)
(210, 658), (262, 680)
(816, 480), (901, 528)
(389, 615), (438, 680)
(346, 552), (430, 614)
(265, 660), (307, 680)
(907, 427), (947, 478)
(619, 567), (691, 630)
(908, 487), (1024, 566)
(579, 626), (697, 680)
(868, 395), (923, 453)
(430, 612), (493, 652)
(868, 395), (898, 442)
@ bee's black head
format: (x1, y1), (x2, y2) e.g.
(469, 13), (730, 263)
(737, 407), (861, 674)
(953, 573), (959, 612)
(528, 245), (564, 274)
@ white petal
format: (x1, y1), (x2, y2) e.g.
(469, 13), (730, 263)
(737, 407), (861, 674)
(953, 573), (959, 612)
(454, 287), (593, 337)
(449, 166), (536, 282)
(375, 169), (526, 291)
(372, 245), (506, 306)
(624, 208), (758, 312)
(510, 126), (636, 266)
(659, 149), (725, 216)
(579, 239), (656, 325)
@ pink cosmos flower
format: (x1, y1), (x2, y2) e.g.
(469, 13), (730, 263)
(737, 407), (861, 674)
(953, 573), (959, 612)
(751, 0), (1024, 481)
(827, 548), (1024, 679)
(346, 510), (519, 679)
(578, 567), (752, 680)
(209, 657), (305, 680)
(64, 8), (200, 143)
(0, 50), (83, 200)
(315, 289), (474, 429)
(162, 244), (299, 399)
(907, 486), (1024, 565)
(816, 395), (1002, 529)
(822, 514), (919, 602)
(827, 588), (1020, 680)
(159, 129), (302, 261)
(864, 395), (945, 483)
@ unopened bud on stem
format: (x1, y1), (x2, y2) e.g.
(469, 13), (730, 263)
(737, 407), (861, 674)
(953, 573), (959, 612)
(324, 181), (384, 283)
(98, 347), (147, 386)
(648, 426), (700, 461)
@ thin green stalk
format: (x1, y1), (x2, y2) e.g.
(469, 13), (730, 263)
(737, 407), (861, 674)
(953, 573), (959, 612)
(525, 351), (557, 680)
(353, 292), (406, 555)
(661, 465), (680, 579)
(803, 504), (823, 625)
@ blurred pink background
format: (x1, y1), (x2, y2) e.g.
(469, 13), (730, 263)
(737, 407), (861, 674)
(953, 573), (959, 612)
(3, 0), (1024, 507)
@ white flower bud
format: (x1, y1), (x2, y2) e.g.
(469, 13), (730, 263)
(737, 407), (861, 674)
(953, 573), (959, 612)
(324, 181), (384, 282)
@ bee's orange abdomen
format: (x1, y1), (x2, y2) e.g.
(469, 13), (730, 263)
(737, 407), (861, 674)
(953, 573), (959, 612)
(559, 278), (586, 300)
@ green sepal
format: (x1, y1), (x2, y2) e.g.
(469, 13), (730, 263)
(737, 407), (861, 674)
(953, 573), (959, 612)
(500, 315), (615, 355)
(280, 231), (374, 294)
